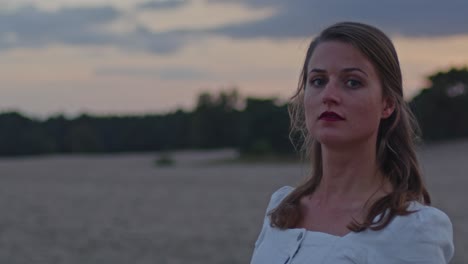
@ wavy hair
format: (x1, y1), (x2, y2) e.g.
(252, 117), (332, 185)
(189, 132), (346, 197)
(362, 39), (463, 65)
(269, 22), (430, 232)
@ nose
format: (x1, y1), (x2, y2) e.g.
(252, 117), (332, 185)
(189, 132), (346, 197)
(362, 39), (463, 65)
(321, 78), (341, 105)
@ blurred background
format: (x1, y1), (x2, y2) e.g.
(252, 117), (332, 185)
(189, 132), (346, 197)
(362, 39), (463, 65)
(0, 0), (467, 263)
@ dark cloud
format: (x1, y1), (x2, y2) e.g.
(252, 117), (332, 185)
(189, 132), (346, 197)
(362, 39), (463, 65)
(137, 0), (189, 10)
(206, 0), (468, 38)
(0, 5), (189, 54)
(1, 1), (467, 55)
(0, 5), (118, 48)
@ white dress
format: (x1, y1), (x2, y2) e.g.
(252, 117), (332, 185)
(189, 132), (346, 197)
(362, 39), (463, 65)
(250, 186), (454, 264)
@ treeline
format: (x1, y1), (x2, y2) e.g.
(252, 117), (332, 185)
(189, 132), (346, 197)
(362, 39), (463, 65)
(410, 68), (468, 141)
(1, 67), (468, 157)
(0, 90), (291, 156)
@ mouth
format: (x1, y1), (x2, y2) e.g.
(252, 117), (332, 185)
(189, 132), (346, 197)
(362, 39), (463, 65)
(319, 111), (345, 120)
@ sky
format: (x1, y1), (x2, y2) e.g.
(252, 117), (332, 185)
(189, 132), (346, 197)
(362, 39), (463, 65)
(1, 0), (468, 118)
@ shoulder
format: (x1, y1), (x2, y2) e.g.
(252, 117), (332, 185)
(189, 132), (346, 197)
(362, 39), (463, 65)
(404, 202), (453, 239)
(409, 203), (453, 255)
(266, 185), (295, 212)
(378, 202), (454, 263)
(381, 202), (452, 232)
(252, 186), (294, 250)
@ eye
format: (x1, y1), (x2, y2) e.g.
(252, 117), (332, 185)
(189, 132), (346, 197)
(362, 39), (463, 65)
(309, 77), (326, 88)
(346, 79), (362, 88)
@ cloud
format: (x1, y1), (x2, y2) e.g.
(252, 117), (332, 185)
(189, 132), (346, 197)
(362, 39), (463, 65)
(94, 66), (209, 81)
(0, 5), (192, 54)
(116, 26), (190, 54)
(137, 0), (189, 10)
(0, 5), (119, 49)
(1, 1), (468, 55)
(206, 0), (468, 38)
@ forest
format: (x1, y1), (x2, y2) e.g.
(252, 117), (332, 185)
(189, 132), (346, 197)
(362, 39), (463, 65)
(1, 67), (467, 157)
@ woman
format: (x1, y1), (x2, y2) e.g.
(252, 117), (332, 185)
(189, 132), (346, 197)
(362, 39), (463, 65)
(250, 22), (454, 263)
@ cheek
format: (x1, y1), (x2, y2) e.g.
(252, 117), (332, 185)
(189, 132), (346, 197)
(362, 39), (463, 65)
(304, 88), (320, 108)
(353, 100), (382, 128)
(303, 91), (320, 130)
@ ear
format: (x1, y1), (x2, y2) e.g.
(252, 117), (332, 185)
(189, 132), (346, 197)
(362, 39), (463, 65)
(381, 97), (395, 119)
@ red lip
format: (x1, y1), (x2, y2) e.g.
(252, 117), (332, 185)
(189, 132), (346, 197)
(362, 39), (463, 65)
(319, 111), (345, 121)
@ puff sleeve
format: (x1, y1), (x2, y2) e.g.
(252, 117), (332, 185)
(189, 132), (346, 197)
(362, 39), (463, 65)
(253, 186), (294, 249)
(396, 207), (454, 263)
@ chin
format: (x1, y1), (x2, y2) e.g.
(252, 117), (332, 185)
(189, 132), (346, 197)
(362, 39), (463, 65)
(317, 132), (377, 149)
(315, 134), (350, 148)
(318, 139), (347, 148)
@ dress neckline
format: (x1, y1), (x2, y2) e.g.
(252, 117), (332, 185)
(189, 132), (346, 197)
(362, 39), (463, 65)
(289, 227), (353, 239)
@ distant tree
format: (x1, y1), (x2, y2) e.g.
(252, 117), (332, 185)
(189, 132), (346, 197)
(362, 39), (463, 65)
(190, 88), (242, 149)
(156, 110), (191, 150)
(239, 98), (292, 155)
(44, 114), (68, 152)
(64, 114), (102, 152)
(410, 67), (468, 141)
(0, 112), (55, 156)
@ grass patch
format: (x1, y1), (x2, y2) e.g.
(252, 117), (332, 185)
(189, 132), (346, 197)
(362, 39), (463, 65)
(207, 153), (300, 165)
(155, 153), (175, 167)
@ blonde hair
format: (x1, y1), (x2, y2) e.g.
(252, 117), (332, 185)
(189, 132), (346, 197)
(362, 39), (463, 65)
(270, 22), (430, 231)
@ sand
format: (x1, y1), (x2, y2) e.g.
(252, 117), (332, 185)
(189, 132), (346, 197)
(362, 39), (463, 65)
(0, 141), (466, 263)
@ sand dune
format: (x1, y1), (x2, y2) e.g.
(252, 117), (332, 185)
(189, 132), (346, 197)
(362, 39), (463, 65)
(0, 140), (466, 263)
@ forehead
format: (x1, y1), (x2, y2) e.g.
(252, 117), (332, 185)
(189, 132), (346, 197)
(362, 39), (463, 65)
(307, 41), (376, 74)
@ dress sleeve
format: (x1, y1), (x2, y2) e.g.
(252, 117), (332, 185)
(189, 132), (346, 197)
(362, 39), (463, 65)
(398, 207), (455, 263)
(253, 186), (294, 249)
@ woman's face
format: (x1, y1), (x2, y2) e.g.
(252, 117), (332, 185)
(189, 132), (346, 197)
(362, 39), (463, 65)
(304, 41), (394, 148)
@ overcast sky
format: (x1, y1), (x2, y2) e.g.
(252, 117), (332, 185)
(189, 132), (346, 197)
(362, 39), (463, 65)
(1, 0), (468, 117)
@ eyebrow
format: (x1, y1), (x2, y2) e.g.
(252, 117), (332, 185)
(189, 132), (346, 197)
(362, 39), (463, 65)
(309, 67), (368, 77)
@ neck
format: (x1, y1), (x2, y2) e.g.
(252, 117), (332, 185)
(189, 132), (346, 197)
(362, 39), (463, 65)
(314, 137), (389, 208)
